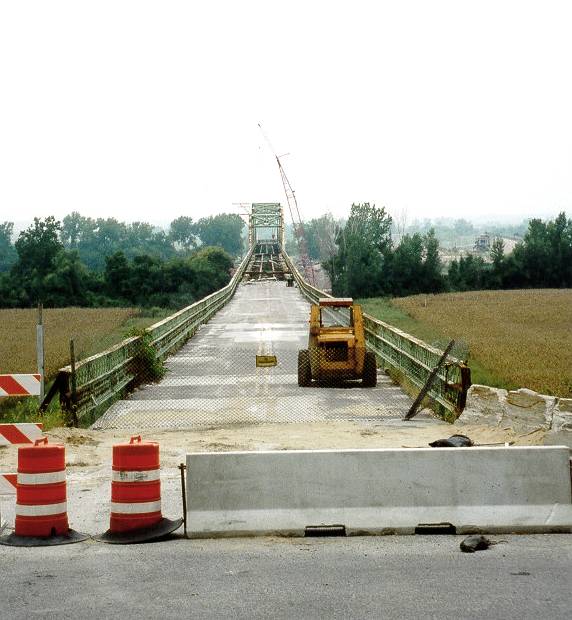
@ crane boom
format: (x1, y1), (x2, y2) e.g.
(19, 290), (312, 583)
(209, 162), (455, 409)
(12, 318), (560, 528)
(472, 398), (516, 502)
(257, 123), (315, 284)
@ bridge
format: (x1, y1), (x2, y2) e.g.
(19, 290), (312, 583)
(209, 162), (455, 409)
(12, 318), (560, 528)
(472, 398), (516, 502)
(49, 203), (471, 429)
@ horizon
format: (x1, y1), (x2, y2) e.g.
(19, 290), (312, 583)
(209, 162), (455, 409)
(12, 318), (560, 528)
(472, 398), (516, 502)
(6, 208), (564, 239)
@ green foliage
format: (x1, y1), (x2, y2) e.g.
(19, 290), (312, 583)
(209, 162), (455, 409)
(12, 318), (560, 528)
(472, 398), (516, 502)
(128, 330), (165, 383)
(324, 203), (393, 298)
(325, 206), (445, 298)
(101, 246), (233, 308)
(0, 213), (236, 310)
(196, 213), (245, 256)
(0, 394), (66, 429)
(0, 222), (17, 272)
(169, 216), (198, 253)
(330, 209), (571, 297)
(60, 212), (177, 270)
(304, 214), (340, 261)
(12, 216), (63, 302)
(447, 212), (572, 291)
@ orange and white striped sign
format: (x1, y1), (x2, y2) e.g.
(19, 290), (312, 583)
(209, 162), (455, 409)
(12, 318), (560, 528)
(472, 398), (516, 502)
(0, 374), (41, 397)
(0, 473), (17, 496)
(0, 423), (44, 445)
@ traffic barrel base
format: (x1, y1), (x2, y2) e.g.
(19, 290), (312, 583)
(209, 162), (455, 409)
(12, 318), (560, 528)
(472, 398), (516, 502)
(97, 517), (183, 544)
(96, 435), (182, 544)
(0, 529), (89, 547)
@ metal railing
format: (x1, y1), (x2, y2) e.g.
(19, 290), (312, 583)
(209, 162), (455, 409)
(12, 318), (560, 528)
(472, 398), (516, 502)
(54, 248), (254, 426)
(281, 251), (471, 416)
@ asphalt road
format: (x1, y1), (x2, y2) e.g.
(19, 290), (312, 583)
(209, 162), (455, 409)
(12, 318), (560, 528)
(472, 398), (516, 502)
(1, 534), (571, 619)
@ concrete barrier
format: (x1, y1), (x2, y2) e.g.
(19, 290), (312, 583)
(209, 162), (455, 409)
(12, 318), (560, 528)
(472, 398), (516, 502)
(186, 446), (572, 537)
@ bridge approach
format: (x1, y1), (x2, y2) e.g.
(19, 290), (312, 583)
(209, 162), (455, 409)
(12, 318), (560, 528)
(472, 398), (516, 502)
(50, 204), (470, 429)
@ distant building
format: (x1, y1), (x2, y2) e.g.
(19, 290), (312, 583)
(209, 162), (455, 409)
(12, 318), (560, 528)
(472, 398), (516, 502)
(474, 233), (491, 252)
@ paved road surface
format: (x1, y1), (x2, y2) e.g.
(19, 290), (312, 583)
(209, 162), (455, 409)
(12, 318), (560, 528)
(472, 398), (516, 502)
(1, 534), (570, 619)
(95, 280), (425, 430)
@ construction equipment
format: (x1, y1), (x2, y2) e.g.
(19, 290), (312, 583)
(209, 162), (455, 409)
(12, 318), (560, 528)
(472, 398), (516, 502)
(298, 298), (377, 387)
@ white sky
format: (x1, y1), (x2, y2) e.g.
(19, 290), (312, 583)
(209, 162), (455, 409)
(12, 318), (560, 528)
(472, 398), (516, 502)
(1, 0), (571, 229)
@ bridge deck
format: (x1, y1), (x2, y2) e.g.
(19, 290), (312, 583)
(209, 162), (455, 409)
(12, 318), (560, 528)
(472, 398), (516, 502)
(94, 281), (433, 430)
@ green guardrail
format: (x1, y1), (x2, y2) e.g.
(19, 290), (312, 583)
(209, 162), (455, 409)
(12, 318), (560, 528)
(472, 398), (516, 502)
(52, 248), (254, 426)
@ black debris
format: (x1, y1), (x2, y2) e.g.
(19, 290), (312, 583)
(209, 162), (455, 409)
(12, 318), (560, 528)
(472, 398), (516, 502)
(429, 434), (474, 448)
(460, 535), (494, 553)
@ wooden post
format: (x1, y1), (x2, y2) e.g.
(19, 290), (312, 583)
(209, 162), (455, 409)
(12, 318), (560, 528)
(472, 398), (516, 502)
(404, 340), (456, 421)
(36, 303), (45, 403)
(69, 339), (78, 427)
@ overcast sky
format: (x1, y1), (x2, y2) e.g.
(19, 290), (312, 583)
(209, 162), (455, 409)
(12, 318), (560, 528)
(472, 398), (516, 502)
(1, 1), (570, 229)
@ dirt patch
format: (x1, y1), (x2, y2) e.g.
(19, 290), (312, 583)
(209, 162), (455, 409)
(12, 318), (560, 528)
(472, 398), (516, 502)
(0, 421), (549, 474)
(61, 434), (100, 446)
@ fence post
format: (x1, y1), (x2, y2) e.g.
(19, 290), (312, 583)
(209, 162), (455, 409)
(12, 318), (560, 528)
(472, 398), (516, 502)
(36, 303), (45, 403)
(69, 339), (78, 427)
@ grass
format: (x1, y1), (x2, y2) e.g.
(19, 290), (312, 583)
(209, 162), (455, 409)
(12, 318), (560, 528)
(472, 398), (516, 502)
(0, 307), (170, 376)
(0, 306), (171, 424)
(359, 289), (572, 397)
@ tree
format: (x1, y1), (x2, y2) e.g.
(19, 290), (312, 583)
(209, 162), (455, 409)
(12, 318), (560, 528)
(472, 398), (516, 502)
(324, 203), (392, 297)
(196, 214), (245, 256)
(15, 217), (62, 276)
(546, 212), (572, 287)
(42, 250), (90, 306)
(169, 216), (198, 253)
(188, 247), (234, 299)
(104, 251), (133, 300)
(447, 254), (487, 291)
(60, 211), (85, 249)
(304, 214), (340, 262)
(422, 229), (445, 293)
(390, 233), (424, 296)
(0, 222), (17, 272)
(488, 237), (505, 289)
(13, 217), (63, 303)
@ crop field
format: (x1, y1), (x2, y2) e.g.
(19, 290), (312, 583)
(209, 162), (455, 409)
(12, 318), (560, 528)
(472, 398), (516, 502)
(0, 308), (161, 378)
(361, 289), (572, 397)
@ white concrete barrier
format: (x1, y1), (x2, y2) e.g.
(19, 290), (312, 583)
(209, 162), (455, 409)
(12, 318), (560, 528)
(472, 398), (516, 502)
(186, 446), (572, 537)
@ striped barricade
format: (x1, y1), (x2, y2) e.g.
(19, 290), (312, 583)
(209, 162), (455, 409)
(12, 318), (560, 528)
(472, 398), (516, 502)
(0, 374), (41, 397)
(0, 474), (17, 496)
(0, 424), (44, 530)
(0, 423), (44, 445)
(0, 474), (17, 531)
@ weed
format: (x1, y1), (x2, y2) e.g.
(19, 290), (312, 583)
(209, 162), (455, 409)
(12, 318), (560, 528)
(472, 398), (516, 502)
(0, 395), (66, 430)
(126, 328), (166, 384)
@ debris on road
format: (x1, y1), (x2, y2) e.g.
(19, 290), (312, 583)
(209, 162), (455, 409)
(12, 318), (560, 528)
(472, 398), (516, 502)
(460, 535), (500, 553)
(429, 434), (474, 447)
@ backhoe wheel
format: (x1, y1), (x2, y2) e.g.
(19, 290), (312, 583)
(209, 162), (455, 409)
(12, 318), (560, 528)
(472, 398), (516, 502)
(298, 349), (312, 387)
(362, 351), (377, 387)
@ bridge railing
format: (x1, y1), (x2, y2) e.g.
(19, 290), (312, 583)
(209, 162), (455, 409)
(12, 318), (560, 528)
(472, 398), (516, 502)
(54, 248), (254, 426)
(281, 251), (471, 416)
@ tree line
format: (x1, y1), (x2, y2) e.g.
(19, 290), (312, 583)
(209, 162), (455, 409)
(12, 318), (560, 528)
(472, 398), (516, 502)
(320, 204), (572, 298)
(0, 213), (245, 308)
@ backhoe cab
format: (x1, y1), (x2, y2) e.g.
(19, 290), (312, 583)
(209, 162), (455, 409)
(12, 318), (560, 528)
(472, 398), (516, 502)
(297, 298), (377, 387)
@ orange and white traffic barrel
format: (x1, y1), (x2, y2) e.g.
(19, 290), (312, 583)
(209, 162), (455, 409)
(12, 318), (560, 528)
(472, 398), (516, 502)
(0, 438), (88, 547)
(98, 435), (182, 544)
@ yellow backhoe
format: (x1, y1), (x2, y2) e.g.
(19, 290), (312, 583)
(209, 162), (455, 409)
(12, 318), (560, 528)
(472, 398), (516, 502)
(297, 298), (377, 387)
